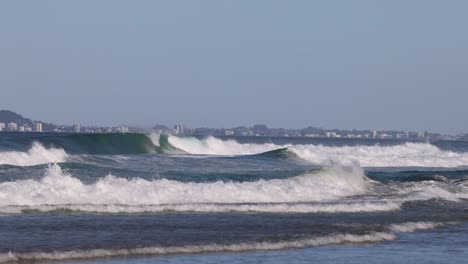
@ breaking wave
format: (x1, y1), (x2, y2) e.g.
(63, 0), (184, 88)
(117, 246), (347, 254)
(0, 164), (372, 213)
(165, 135), (468, 167)
(0, 134), (182, 167)
(0, 133), (181, 156)
(1, 163), (467, 214)
(2, 133), (468, 168)
(398, 179), (468, 201)
(0, 142), (67, 166)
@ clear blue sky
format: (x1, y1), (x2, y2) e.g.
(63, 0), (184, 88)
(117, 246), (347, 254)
(1, 1), (467, 134)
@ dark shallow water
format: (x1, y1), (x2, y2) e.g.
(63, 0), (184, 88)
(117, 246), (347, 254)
(50, 223), (468, 264)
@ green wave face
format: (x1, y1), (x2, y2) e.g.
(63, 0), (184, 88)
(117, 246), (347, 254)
(64, 133), (186, 154)
(253, 148), (298, 159)
(0, 133), (185, 155)
(65, 133), (159, 154)
(156, 134), (187, 154)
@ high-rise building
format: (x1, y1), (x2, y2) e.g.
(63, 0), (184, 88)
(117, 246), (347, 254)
(0, 123), (5, 131)
(18, 126), (25, 132)
(73, 124), (81, 133)
(417, 131), (429, 139)
(423, 131), (429, 138)
(372, 130), (378, 139)
(117, 125), (128, 133)
(7, 122), (17, 131)
(34, 123), (43, 132)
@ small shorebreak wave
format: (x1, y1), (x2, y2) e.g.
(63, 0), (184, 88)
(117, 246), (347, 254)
(0, 221), (453, 263)
(0, 232), (396, 263)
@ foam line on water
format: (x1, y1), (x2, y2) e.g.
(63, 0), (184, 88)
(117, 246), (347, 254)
(0, 201), (402, 214)
(0, 232), (395, 263)
(388, 221), (446, 233)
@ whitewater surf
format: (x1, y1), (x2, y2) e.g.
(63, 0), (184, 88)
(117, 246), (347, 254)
(1, 133), (468, 263)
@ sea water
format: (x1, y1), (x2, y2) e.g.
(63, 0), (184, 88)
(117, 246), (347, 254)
(0, 133), (467, 263)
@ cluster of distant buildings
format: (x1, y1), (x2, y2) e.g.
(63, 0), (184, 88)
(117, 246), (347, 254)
(308, 130), (430, 140)
(49, 124), (129, 133)
(0, 122), (42, 132)
(1, 110), (463, 140)
(0, 122), (129, 134)
(68, 124), (129, 134)
(151, 124), (443, 140)
(0, 119), (461, 141)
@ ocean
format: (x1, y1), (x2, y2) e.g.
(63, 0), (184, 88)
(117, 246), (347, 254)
(0, 133), (467, 263)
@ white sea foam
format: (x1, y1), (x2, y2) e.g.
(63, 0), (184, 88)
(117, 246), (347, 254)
(401, 181), (468, 202)
(0, 201), (401, 214)
(148, 133), (160, 147)
(166, 135), (279, 156)
(388, 221), (446, 232)
(163, 135), (468, 167)
(0, 163), (465, 214)
(0, 232), (395, 263)
(0, 164), (369, 212)
(0, 142), (67, 166)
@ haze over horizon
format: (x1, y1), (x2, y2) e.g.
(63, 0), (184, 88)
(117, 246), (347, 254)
(1, 1), (467, 134)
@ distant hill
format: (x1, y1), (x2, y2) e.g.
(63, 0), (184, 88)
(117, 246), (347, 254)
(0, 110), (58, 131)
(0, 110), (33, 125)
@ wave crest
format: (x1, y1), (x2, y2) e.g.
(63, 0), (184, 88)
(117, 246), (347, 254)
(388, 221), (446, 232)
(166, 135), (468, 167)
(0, 142), (67, 166)
(0, 164), (368, 211)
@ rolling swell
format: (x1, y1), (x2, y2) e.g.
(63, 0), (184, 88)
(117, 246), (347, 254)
(252, 148), (298, 159)
(0, 133), (183, 156)
(5, 133), (468, 167)
(57, 133), (159, 154)
(166, 135), (468, 167)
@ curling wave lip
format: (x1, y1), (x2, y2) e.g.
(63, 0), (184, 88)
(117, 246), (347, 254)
(165, 135), (468, 167)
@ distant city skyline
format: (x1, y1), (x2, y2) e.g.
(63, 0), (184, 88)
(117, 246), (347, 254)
(1, 109), (464, 141)
(1, 1), (467, 134)
(0, 108), (464, 138)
